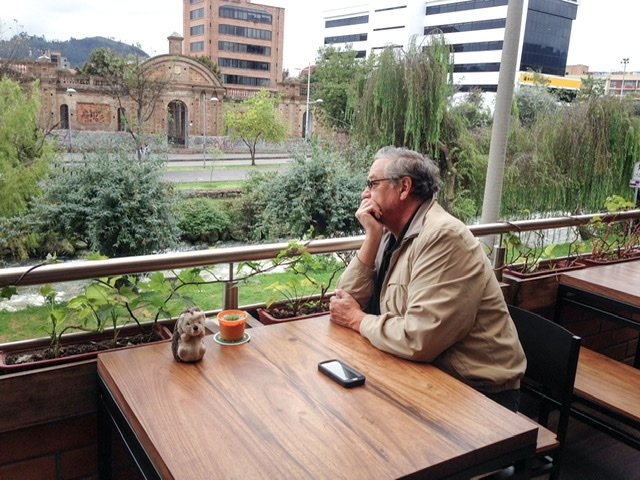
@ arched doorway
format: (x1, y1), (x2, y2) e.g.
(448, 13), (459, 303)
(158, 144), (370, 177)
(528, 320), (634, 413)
(60, 104), (69, 130)
(167, 100), (188, 146)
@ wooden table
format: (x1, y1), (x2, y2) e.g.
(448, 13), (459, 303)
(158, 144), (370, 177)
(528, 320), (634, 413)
(556, 261), (640, 449)
(556, 260), (640, 367)
(97, 316), (537, 479)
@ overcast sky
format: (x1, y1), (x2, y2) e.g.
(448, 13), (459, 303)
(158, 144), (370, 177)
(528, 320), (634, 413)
(1, 0), (636, 74)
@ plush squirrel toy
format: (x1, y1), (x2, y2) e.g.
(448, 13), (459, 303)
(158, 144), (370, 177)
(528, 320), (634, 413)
(172, 307), (207, 362)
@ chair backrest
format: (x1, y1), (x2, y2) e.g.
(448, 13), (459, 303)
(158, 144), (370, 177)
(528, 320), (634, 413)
(508, 305), (581, 443)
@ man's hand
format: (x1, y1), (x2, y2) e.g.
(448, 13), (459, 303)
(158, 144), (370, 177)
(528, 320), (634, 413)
(330, 289), (365, 332)
(355, 199), (384, 236)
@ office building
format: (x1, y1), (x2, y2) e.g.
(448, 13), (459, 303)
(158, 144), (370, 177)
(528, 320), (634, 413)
(183, 0), (285, 94)
(322, 0), (578, 92)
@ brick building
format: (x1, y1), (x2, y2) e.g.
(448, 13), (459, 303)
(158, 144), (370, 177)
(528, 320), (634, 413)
(182, 0), (285, 98)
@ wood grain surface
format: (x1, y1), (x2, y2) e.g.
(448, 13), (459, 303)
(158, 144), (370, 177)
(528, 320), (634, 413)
(560, 261), (640, 306)
(575, 347), (640, 423)
(98, 316), (536, 479)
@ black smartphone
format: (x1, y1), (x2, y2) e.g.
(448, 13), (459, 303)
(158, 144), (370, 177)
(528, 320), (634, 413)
(318, 359), (366, 388)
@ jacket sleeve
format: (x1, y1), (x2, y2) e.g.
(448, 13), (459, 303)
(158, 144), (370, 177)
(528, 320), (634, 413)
(336, 254), (376, 309)
(359, 225), (488, 362)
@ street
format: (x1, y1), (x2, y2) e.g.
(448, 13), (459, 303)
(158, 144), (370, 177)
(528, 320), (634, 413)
(162, 152), (292, 182)
(63, 151), (292, 183)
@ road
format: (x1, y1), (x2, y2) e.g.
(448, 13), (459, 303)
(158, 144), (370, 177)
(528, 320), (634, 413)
(63, 151), (292, 183)
(163, 152), (292, 183)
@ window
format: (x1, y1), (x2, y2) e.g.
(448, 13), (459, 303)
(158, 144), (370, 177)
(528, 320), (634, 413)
(190, 24), (205, 36)
(190, 8), (204, 20)
(453, 62), (501, 72)
(218, 41), (271, 56)
(457, 84), (498, 92)
(324, 33), (367, 45)
(425, 18), (505, 34)
(426, 0), (508, 15)
(219, 57), (270, 71)
(325, 15), (369, 28)
(451, 41), (503, 52)
(189, 0), (202, 4)
(222, 74), (270, 87)
(219, 24), (272, 41)
(190, 41), (204, 52)
(219, 6), (272, 24)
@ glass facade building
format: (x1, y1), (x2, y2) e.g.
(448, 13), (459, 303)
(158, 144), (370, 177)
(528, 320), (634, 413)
(520, 0), (578, 76)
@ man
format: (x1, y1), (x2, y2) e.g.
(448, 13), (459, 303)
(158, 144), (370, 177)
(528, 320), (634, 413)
(329, 146), (526, 411)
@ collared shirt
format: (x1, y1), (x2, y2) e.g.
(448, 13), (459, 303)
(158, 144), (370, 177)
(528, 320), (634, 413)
(366, 207), (420, 314)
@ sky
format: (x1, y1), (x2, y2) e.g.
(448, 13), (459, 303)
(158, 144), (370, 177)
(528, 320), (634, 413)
(0, 0), (637, 74)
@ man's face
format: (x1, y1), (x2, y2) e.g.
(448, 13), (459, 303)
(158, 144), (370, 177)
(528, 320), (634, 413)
(363, 157), (398, 221)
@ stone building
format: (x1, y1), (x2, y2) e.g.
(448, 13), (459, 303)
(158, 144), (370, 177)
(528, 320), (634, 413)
(11, 35), (318, 146)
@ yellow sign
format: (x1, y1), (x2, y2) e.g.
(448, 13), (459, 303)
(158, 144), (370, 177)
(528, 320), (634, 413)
(518, 72), (581, 90)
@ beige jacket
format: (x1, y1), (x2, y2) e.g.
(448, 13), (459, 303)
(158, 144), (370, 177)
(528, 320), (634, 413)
(338, 200), (526, 392)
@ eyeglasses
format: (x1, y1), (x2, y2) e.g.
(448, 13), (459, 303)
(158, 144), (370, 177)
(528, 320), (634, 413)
(365, 177), (393, 190)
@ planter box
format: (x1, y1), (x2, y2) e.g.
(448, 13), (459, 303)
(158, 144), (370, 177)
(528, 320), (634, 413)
(501, 258), (587, 318)
(580, 250), (640, 266)
(0, 322), (173, 374)
(256, 306), (328, 325)
(503, 258), (586, 279)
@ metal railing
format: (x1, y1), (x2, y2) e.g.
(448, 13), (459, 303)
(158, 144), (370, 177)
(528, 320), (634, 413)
(2, 209), (639, 309)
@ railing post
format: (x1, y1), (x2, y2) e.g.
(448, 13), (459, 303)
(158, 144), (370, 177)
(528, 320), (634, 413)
(223, 263), (238, 310)
(493, 234), (505, 282)
(223, 282), (239, 310)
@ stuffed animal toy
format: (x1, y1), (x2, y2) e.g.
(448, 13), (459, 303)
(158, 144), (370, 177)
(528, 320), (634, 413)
(172, 307), (207, 362)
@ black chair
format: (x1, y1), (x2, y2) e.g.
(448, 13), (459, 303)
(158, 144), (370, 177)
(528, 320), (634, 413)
(508, 305), (582, 480)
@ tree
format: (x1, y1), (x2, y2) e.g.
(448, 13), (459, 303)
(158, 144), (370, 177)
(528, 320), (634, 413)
(0, 78), (52, 218)
(577, 75), (606, 102)
(350, 35), (452, 157)
(194, 55), (222, 80)
(224, 90), (287, 166)
(81, 48), (172, 158)
(312, 45), (370, 132)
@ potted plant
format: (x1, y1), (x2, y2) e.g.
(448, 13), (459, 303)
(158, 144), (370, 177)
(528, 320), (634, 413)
(216, 309), (249, 343)
(580, 196), (640, 265)
(500, 228), (587, 316)
(0, 270), (200, 373)
(255, 243), (348, 325)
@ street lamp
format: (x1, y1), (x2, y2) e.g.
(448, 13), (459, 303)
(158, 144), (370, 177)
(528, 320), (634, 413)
(203, 96), (219, 166)
(66, 88), (76, 151)
(303, 63), (324, 140)
(620, 58), (629, 99)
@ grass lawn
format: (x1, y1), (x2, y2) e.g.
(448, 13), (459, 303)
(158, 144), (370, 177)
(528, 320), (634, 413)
(0, 269), (342, 344)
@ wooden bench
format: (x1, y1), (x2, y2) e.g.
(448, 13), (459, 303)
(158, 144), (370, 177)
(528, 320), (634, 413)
(571, 347), (640, 449)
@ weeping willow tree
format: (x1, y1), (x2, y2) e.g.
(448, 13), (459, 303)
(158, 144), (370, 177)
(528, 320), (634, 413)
(502, 95), (640, 215)
(349, 35), (452, 157)
(348, 36), (493, 219)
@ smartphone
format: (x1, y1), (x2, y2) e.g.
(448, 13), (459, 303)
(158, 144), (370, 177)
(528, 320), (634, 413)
(318, 359), (366, 388)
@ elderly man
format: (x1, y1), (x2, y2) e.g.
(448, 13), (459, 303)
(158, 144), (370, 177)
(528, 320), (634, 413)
(330, 146), (526, 411)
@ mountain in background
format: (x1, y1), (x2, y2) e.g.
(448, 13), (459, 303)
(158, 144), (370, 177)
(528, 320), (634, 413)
(0, 34), (149, 68)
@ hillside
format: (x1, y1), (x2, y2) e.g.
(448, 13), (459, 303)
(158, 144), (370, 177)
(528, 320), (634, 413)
(0, 34), (149, 68)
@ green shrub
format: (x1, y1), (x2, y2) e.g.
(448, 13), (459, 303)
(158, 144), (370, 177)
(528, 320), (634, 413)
(31, 149), (179, 257)
(176, 197), (232, 243)
(233, 144), (366, 241)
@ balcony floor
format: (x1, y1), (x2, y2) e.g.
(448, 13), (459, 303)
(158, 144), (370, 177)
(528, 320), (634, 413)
(544, 416), (640, 479)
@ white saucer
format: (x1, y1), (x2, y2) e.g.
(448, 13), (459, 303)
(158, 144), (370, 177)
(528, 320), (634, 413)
(213, 332), (251, 346)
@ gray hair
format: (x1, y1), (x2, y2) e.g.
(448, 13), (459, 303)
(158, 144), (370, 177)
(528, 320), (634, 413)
(374, 146), (440, 201)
